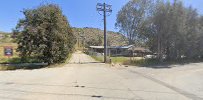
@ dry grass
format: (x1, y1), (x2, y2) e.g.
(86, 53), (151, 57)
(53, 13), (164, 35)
(0, 66), (16, 70)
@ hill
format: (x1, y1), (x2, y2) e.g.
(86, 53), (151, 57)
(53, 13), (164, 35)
(0, 32), (13, 43)
(72, 27), (128, 47)
(0, 28), (129, 47)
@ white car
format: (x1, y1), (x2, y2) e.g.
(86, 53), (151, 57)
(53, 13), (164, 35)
(144, 55), (157, 59)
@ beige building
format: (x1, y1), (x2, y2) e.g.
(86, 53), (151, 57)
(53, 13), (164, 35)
(88, 45), (151, 57)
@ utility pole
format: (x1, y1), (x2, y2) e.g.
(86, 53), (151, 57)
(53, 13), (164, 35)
(96, 3), (112, 63)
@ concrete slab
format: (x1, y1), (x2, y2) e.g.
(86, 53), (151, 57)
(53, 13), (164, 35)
(0, 51), (202, 100)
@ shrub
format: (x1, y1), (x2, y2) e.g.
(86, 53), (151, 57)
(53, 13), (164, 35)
(14, 4), (76, 64)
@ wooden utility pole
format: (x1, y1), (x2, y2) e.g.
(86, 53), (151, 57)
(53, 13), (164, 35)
(96, 3), (112, 63)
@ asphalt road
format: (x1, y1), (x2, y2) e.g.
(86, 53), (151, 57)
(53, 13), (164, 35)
(0, 51), (203, 100)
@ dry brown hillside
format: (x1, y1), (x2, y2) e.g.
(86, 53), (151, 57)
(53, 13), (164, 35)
(0, 32), (13, 43)
(72, 27), (128, 47)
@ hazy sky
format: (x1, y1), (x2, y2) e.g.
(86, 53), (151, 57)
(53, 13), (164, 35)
(0, 0), (203, 32)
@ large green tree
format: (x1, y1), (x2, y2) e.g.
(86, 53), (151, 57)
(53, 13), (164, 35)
(116, 0), (155, 45)
(14, 4), (76, 64)
(116, 0), (203, 61)
(150, 0), (202, 60)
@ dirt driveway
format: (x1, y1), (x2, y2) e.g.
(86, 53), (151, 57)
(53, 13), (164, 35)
(0, 51), (203, 100)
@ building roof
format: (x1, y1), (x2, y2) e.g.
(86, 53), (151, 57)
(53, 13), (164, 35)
(116, 45), (134, 49)
(89, 45), (134, 49)
(89, 46), (104, 49)
(128, 47), (151, 53)
(89, 45), (151, 53)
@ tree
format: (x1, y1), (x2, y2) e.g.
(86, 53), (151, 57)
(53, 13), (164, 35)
(116, 0), (155, 45)
(147, 0), (200, 60)
(152, 0), (188, 60)
(14, 4), (76, 64)
(117, 0), (203, 61)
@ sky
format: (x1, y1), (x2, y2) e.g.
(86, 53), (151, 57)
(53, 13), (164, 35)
(0, 0), (203, 33)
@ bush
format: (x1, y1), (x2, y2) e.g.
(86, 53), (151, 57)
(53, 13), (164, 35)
(14, 4), (76, 65)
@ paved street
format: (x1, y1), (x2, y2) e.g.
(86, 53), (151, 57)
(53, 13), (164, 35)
(0, 51), (203, 100)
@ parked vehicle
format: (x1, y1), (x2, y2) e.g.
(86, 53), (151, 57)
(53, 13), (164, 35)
(144, 54), (157, 59)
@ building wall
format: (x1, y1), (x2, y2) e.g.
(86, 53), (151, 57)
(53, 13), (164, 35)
(88, 48), (104, 56)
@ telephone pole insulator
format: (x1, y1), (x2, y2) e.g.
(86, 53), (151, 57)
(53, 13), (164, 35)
(96, 3), (112, 63)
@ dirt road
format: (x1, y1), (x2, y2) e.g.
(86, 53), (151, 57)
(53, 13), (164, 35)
(0, 51), (203, 100)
